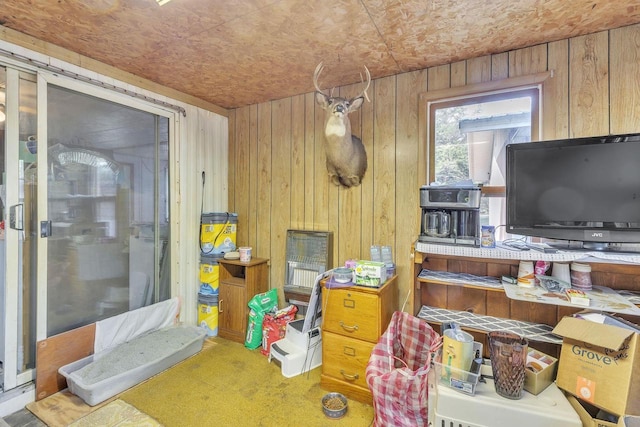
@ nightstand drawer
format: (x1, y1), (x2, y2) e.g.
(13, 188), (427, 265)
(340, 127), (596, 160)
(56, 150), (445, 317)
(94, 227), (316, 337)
(322, 331), (373, 390)
(323, 288), (380, 342)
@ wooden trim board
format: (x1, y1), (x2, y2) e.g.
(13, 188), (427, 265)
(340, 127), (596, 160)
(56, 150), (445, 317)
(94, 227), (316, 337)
(35, 323), (96, 401)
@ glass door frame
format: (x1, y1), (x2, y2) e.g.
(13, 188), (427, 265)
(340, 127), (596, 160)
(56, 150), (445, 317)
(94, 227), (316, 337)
(3, 66), (27, 391)
(35, 71), (179, 342)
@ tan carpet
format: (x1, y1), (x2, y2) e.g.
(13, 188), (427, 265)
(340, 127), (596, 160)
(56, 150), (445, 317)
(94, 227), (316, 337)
(119, 337), (374, 426)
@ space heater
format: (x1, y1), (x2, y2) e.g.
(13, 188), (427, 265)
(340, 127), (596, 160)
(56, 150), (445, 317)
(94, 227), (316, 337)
(268, 229), (333, 378)
(282, 229), (333, 315)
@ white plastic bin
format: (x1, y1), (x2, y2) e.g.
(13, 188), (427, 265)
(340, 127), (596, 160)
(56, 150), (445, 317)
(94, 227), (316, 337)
(59, 325), (206, 406)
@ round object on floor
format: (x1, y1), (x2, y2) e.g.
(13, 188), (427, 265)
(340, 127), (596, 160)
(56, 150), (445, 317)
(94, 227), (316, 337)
(322, 392), (348, 419)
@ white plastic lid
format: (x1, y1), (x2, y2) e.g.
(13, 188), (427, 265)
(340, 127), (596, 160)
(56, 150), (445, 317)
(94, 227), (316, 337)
(570, 262), (591, 272)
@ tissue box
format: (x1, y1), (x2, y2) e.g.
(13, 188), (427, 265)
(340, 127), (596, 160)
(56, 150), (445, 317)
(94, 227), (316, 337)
(354, 260), (387, 287)
(524, 348), (557, 395)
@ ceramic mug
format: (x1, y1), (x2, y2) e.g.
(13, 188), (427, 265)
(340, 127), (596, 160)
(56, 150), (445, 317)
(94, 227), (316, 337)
(239, 246), (252, 262)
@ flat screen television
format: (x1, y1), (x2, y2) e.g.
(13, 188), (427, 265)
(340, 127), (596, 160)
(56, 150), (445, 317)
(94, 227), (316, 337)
(506, 133), (640, 251)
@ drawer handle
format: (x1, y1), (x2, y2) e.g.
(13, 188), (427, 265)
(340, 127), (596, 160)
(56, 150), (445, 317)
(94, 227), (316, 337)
(340, 370), (359, 381)
(343, 346), (356, 357)
(339, 321), (359, 332)
(218, 300), (223, 313)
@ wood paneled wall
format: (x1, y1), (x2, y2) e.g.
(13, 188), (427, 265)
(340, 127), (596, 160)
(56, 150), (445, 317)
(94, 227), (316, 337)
(228, 24), (640, 313)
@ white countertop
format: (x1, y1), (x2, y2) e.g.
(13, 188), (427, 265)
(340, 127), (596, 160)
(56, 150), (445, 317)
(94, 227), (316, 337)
(415, 241), (640, 264)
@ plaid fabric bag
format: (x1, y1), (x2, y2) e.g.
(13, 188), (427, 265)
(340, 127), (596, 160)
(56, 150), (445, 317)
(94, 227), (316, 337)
(365, 311), (442, 427)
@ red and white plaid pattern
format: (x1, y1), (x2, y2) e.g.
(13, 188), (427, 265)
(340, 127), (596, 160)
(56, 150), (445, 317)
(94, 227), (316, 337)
(366, 311), (442, 427)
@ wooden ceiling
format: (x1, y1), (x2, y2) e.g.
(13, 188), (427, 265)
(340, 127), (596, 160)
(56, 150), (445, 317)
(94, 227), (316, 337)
(1, 0), (640, 110)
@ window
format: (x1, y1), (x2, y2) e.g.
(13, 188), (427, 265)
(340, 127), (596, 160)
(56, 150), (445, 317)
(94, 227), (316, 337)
(420, 73), (549, 240)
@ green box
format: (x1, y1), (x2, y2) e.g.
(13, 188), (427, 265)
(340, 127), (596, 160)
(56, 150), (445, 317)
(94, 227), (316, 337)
(354, 260), (387, 287)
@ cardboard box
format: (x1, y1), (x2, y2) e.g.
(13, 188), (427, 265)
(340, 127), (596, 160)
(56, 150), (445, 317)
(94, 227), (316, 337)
(524, 348), (557, 395)
(354, 260), (387, 287)
(552, 315), (640, 416)
(566, 394), (621, 427)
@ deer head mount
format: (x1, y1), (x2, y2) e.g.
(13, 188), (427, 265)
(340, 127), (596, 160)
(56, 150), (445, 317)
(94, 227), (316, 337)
(314, 62), (371, 188)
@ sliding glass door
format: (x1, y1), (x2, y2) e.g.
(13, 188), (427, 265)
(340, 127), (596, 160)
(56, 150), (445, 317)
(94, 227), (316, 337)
(1, 66), (38, 393)
(39, 75), (173, 337)
(1, 61), (175, 400)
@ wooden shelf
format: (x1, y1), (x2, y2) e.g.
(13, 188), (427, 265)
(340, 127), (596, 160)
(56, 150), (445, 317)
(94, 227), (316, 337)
(417, 269), (503, 291)
(417, 305), (561, 344)
(413, 247), (640, 358)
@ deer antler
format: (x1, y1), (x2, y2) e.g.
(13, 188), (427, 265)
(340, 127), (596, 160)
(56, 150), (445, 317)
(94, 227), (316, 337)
(313, 62), (326, 95)
(314, 62), (371, 102)
(357, 66), (371, 103)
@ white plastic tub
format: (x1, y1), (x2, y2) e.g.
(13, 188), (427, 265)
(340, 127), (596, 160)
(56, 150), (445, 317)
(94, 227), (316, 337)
(59, 324), (206, 406)
(430, 377), (581, 427)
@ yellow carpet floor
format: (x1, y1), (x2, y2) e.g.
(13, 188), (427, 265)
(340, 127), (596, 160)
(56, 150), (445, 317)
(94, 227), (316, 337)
(118, 337), (375, 426)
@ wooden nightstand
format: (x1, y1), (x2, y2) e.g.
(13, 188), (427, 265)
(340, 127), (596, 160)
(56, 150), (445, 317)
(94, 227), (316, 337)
(217, 257), (269, 343)
(320, 275), (398, 403)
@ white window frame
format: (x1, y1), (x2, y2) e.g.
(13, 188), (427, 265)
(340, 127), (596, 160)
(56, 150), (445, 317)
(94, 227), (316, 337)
(418, 72), (551, 239)
(36, 71), (179, 341)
